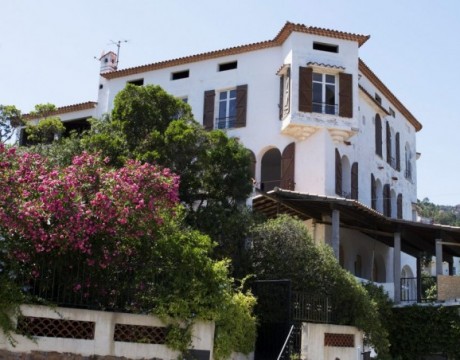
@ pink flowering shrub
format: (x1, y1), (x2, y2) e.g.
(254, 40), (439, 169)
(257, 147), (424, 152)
(0, 144), (180, 307)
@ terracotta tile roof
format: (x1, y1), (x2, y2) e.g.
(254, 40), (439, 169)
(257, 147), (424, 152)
(358, 84), (391, 116)
(101, 22), (370, 80)
(359, 59), (422, 131)
(23, 101), (97, 120)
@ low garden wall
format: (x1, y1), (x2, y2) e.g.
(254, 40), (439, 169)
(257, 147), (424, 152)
(0, 305), (214, 360)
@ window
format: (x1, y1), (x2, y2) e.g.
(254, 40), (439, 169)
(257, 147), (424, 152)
(313, 42), (339, 53)
(335, 149), (342, 196)
(351, 162), (359, 200)
(386, 122), (392, 165)
(371, 174), (376, 210)
(218, 61), (237, 72)
(127, 79), (144, 86)
(389, 107), (395, 117)
(298, 67), (352, 118)
(375, 93), (382, 105)
(171, 70), (189, 80)
(383, 184), (391, 217)
(375, 114), (382, 157)
(217, 89), (237, 129)
(313, 72), (337, 115)
(278, 66), (291, 119)
(405, 144), (412, 180)
(203, 85), (247, 130)
(397, 194), (403, 219)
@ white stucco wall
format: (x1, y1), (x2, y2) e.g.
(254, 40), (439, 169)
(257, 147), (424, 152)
(301, 323), (365, 360)
(0, 305), (214, 360)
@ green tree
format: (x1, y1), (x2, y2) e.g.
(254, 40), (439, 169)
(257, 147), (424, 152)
(249, 215), (391, 358)
(81, 84), (254, 255)
(0, 105), (22, 143)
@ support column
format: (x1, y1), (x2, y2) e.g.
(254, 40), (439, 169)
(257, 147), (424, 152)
(393, 232), (401, 304)
(331, 209), (340, 260)
(436, 239), (443, 275)
(416, 255), (422, 303)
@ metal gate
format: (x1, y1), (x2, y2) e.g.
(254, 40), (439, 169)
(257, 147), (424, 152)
(252, 280), (299, 360)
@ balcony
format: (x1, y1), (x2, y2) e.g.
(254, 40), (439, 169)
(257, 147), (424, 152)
(281, 102), (357, 142)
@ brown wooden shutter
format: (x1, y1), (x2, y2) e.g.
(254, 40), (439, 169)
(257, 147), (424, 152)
(203, 90), (215, 130)
(375, 114), (382, 157)
(235, 84), (248, 128)
(351, 162), (358, 200)
(371, 174), (376, 210)
(281, 142), (295, 190)
(397, 193), (403, 219)
(383, 184), (391, 216)
(335, 149), (342, 196)
(279, 75), (284, 120)
(339, 73), (353, 118)
(386, 121), (391, 164)
(395, 133), (401, 171)
(299, 66), (312, 112)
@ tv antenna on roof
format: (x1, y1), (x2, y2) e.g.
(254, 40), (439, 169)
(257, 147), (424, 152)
(109, 39), (129, 69)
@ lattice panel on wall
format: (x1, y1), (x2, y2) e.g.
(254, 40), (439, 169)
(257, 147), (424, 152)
(16, 316), (95, 339)
(324, 333), (355, 347)
(114, 324), (168, 344)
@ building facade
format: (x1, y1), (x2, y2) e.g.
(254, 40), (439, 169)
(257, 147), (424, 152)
(21, 22), (432, 301)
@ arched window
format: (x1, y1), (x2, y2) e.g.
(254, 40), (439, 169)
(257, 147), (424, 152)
(261, 148), (281, 191)
(383, 184), (391, 217)
(386, 121), (392, 165)
(397, 194), (403, 219)
(351, 162), (359, 200)
(395, 133), (401, 171)
(375, 114), (382, 157)
(335, 149), (342, 196)
(405, 143), (412, 180)
(376, 179), (383, 213)
(401, 265), (416, 301)
(371, 174), (376, 210)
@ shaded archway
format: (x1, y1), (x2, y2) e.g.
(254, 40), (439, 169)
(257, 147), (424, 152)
(261, 148), (281, 192)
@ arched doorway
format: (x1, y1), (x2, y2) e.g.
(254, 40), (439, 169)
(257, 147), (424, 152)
(261, 148), (281, 192)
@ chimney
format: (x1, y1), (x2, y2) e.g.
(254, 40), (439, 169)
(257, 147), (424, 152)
(100, 51), (118, 73)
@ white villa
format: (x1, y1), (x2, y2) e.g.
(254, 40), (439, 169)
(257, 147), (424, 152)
(19, 22), (460, 305)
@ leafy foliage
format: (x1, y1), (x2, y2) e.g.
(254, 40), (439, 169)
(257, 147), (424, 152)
(389, 305), (460, 359)
(0, 144), (256, 355)
(417, 197), (460, 226)
(249, 215), (391, 358)
(0, 275), (24, 346)
(25, 117), (65, 144)
(0, 105), (22, 144)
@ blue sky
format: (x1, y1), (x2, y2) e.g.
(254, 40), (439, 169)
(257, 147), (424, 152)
(1, 0), (459, 205)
